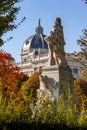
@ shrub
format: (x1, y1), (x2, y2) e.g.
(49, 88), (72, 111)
(21, 70), (42, 101)
(0, 89), (87, 129)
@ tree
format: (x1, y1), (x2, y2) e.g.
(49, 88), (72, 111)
(0, 0), (25, 46)
(77, 29), (87, 59)
(0, 50), (24, 101)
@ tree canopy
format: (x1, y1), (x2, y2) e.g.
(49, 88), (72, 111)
(0, 0), (24, 46)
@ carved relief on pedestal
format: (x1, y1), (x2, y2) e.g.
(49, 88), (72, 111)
(37, 75), (58, 99)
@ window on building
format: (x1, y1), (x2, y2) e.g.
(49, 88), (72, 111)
(72, 68), (78, 73)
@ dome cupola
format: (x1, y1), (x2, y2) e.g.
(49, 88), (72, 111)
(21, 19), (48, 62)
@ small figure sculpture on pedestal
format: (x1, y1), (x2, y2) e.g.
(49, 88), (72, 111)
(44, 17), (67, 65)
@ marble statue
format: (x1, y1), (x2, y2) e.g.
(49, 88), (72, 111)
(38, 17), (74, 101)
(44, 17), (67, 65)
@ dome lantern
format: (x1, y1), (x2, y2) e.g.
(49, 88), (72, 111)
(35, 18), (43, 34)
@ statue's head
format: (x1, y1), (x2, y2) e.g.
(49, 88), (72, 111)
(54, 17), (61, 26)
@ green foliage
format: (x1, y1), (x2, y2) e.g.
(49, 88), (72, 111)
(0, 0), (25, 46)
(1, 90), (87, 129)
(21, 70), (42, 100)
(0, 92), (76, 129)
(78, 110), (87, 128)
(29, 92), (77, 128)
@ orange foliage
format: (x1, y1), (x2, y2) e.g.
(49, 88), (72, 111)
(0, 50), (24, 102)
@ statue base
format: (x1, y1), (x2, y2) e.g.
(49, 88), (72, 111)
(37, 64), (74, 100)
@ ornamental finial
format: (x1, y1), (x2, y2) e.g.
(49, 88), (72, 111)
(38, 18), (41, 26)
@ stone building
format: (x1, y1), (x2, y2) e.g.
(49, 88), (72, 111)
(16, 19), (87, 79)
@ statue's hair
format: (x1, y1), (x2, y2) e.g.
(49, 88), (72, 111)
(54, 17), (61, 25)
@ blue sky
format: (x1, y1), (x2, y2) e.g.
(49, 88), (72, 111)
(1, 0), (87, 62)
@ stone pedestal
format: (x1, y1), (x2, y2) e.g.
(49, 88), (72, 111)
(37, 64), (74, 100)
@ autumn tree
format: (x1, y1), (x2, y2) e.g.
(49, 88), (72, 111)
(0, 50), (24, 101)
(0, 0), (25, 46)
